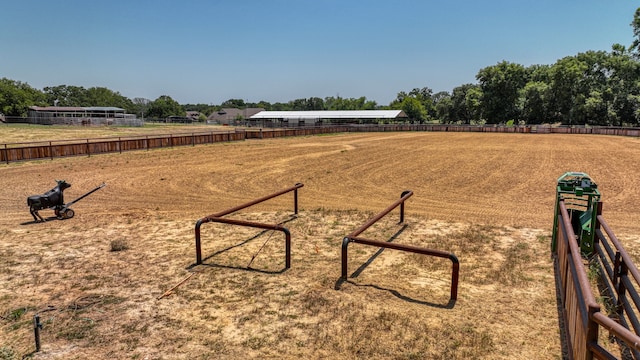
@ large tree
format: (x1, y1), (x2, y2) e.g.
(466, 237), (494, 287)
(43, 85), (88, 107)
(519, 81), (549, 124)
(631, 7), (640, 57)
(146, 95), (184, 119)
(449, 84), (482, 124)
(85, 87), (134, 112)
(476, 61), (528, 124)
(0, 78), (46, 116)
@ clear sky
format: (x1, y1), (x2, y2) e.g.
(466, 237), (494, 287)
(1, 1), (637, 106)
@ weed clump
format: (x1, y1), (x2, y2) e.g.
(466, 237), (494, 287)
(110, 239), (129, 252)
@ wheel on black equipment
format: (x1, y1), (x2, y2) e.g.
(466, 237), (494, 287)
(63, 208), (75, 219)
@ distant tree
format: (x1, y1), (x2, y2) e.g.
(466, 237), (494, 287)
(183, 103), (218, 116)
(255, 100), (272, 110)
(432, 91), (450, 104)
(396, 97), (427, 123)
(221, 99), (246, 108)
(434, 93), (453, 123)
(271, 102), (291, 111)
(477, 61), (527, 124)
(85, 87), (134, 112)
(323, 96), (377, 110)
(146, 95), (184, 119)
(519, 81), (549, 124)
(631, 7), (640, 57)
(408, 87), (436, 117)
(43, 85), (134, 113)
(449, 84), (482, 124)
(0, 78), (47, 116)
(390, 87), (435, 121)
(547, 56), (588, 125)
(132, 97), (151, 119)
(43, 85), (88, 107)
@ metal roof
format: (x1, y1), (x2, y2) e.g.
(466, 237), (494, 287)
(250, 110), (407, 120)
(83, 107), (125, 111)
(30, 106), (85, 111)
(29, 106), (125, 112)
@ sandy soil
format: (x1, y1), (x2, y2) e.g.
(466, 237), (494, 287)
(2, 131), (640, 359)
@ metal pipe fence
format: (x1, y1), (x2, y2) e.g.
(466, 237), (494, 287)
(339, 190), (460, 301)
(193, 183), (303, 268)
(555, 200), (640, 359)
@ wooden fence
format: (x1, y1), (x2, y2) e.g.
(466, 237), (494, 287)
(2, 124), (640, 164)
(1, 130), (246, 163)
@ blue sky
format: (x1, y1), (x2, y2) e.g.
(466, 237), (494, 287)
(1, 1), (637, 105)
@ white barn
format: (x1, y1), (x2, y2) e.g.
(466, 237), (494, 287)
(249, 110), (408, 126)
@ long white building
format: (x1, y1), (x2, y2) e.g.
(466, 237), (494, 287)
(249, 110), (407, 126)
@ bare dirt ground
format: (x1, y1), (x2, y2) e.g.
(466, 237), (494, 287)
(2, 128), (640, 359)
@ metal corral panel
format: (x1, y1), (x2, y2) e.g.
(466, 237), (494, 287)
(250, 110), (407, 120)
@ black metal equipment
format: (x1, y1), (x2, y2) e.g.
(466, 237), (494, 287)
(27, 181), (106, 222)
(56, 182), (107, 220)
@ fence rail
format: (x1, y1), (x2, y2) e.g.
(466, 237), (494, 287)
(193, 183), (303, 269)
(2, 124), (640, 164)
(555, 200), (640, 359)
(339, 190), (459, 302)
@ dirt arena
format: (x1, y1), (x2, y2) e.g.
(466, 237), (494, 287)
(2, 130), (640, 359)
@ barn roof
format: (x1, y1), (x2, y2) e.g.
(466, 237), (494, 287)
(83, 107), (125, 111)
(208, 108), (264, 121)
(30, 106), (85, 112)
(249, 110), (407, 120)
(29, 106), (125, 112)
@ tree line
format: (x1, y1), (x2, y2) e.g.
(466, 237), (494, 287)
(2, 8), (639, 126)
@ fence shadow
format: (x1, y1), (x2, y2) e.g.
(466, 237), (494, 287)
(338, 280), (456, 309)
(348, 224), (408, 278)
(552, 255), (571, 360)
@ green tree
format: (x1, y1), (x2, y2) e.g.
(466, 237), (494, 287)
(519, 81), (549, 124)
(449, 84), (482, 124)
(434, 92), (453, 123)
(631, 7), (640, 57)
(43, 85), (88, 107)
(43, 85), (134, 113)
(254, 100), (272, 111)
(146, 95), (184, 119)
(85, 87), (134, 112)
(396, 97), (426, 123)
(0, 78), (47, 116)
(476, 61), (527, 124)
(132, 97), (151, 119)
(548, 56), (588, 125)
(221, 99), (246, 108)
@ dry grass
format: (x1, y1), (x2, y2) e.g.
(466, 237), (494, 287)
(1, 128), (640, 359)
(0, 211), (555, 359)
(0, 123), (220, 144)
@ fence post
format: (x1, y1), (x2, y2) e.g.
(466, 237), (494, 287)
(400, 190), (411, 223)
(341, 237), (350, 279)
(587, 304), (600, 359)
(49, 141), (53, 160)
(33, 314), (42, 352)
